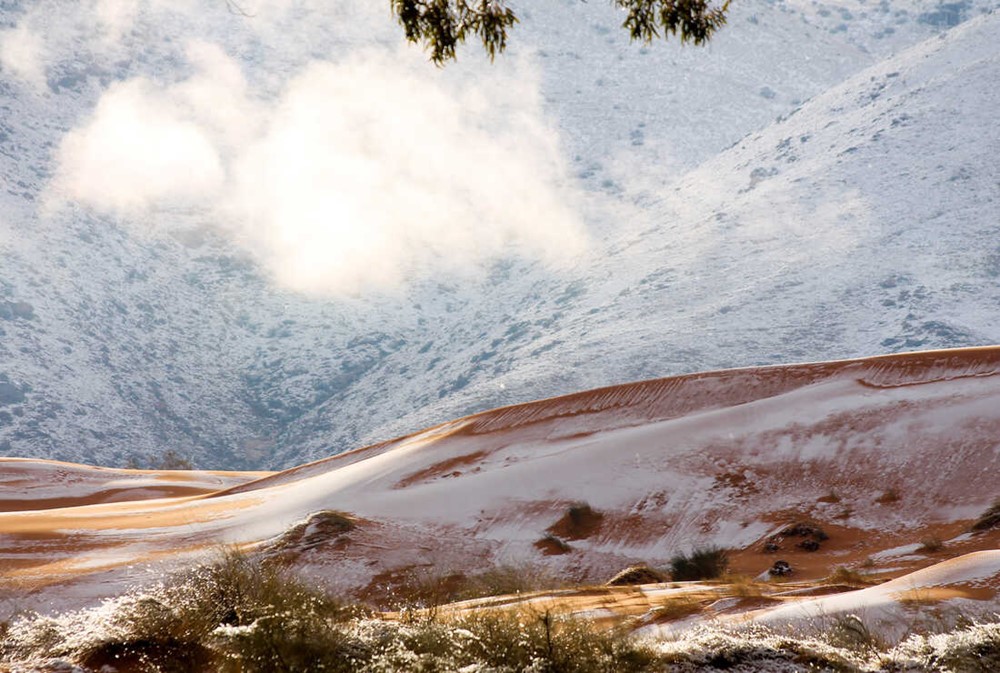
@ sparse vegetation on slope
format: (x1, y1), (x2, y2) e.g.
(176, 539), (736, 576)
(972, 498), (1000, 531)
(5, 550), (1000, 673)
(669, 546), (729, 581)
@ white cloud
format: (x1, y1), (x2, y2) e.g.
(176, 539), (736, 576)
(0, 25), (46, 89)
(49, 43), (588, 295)
(52, 78), (226, 216)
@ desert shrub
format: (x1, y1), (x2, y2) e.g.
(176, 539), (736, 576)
(178, 548), (352, 629)
(647, 596), (701, 623)
(210, 613), (361, 673)
(918, 536), (944, 553)
(380, 563), (560, 610)
(3, 549), (359, 672)
(126, 449), (194, 470)
(657, 624), (862, 671)
(887, 620), (1000, 671)
(452, 609), (660, 673)
(826, 566), (874, 588)
(669, 546), (729, 581)
(972, 498), (1000, 531)
(826, 614), (883, 656)
(459, 564), (562, 599)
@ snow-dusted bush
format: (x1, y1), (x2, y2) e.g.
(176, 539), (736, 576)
(3, 553), (1000, 673)
(884, 619), (1000, 671)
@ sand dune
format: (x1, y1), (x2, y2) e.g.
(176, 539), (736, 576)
(1, 346), (999, 614)
(0, 458), (269, 512)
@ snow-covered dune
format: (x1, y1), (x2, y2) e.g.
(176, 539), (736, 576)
(1, 347), (998, 613)
(0, 458), (268, 512)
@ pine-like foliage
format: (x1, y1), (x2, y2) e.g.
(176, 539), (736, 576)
(392, 0), (730, 64)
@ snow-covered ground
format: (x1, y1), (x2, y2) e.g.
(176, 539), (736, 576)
(2, 347), (999, 614)
(0, 0), (997, 469)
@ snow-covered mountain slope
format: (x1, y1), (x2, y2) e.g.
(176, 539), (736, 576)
(274, 10), (1000, 466)
(0, 0), (997, 469)
(2, 347), (999, 612)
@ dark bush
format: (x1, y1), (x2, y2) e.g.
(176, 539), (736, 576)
(669, 546), (729, 581)
(972, 498), (1000, 531)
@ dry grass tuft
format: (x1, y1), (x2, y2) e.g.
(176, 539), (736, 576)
(918, 536), (944, 553)
(825, 566), (876, 588)
(669, 547), (729, 581)
(972, 498), (1000, 531)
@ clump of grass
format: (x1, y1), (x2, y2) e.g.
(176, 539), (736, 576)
(459, 564), (562, 598)
(646, 596), (701, 623)
(887, 620), (1000, 671)
(445, 609), (661, 673)
(972, 498), (1000, 531)
(826, 614), (884, 656)
(669, 546), (729, 581)
(387, 564), (562, 608)
(825, 566), (874, 588)
(726, 575), (763, 598)
(817, 491), (842, 504)
(918, 536), (944, 553)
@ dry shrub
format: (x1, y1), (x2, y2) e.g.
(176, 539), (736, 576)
(648, 596), (702, 623)
(669, 547), (729, 581)
(918, 536), (944, 553)
(825, 566), (875, 588)
(459, 564), (562, 598)
(972, 498), (1000, 531)
(382, 563), (561, 609)
(5, 549), (359, 673)
(451, 609), (660, 673)
(826, 614), (884, 656)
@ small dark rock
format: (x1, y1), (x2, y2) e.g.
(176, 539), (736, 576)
(769, 560), (793, 576)
(797, 539), (821, 552)
(781, 522), (829, 541)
